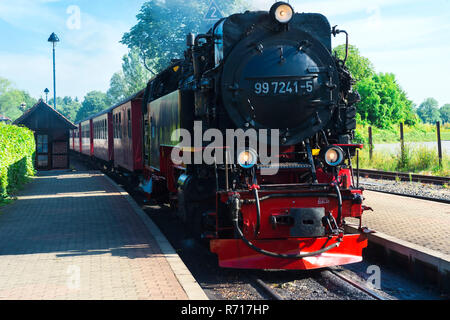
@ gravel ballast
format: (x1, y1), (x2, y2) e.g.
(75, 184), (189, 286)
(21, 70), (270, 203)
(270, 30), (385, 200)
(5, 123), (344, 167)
(359, 177), (450, 202)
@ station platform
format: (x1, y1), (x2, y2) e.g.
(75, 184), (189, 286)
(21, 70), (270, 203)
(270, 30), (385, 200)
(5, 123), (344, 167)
(346, 190), (450, 289)
(0, 169), (207, 300)
(352, 191), (449, 255)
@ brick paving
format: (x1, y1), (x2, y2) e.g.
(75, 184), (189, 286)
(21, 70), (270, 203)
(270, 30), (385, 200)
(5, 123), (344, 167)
(0, 171), (189, 300)
(347, 190), (450, 255)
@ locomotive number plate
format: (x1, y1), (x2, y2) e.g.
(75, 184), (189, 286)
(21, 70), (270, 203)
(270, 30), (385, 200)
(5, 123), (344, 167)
(253, 80), (313, 96)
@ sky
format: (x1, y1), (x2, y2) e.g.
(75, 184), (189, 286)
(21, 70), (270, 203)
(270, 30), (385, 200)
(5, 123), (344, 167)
(0, 0), (449, 107)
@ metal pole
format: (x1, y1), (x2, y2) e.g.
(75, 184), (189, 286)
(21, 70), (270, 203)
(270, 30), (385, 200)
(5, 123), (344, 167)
(400, 122), (404, 159)
(437, 121), (442, 167)
(52, 42), (56, 110)
(356, 149), (360, 188)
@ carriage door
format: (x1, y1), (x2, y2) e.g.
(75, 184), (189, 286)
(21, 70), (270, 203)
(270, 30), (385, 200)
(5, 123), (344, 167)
(36, 134), (50, 170)
(52, 132), (69, 169)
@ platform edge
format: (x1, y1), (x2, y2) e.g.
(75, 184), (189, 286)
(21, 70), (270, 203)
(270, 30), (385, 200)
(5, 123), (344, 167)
(102, 173), (209, 300)
(345, 224), (450, 286)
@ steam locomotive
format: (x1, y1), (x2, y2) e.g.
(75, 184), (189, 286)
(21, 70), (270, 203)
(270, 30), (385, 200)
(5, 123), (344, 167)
(72, 2), (369, 270)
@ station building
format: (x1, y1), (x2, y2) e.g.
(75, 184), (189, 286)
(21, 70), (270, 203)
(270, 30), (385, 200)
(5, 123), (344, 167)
(13, 99), (76, 170)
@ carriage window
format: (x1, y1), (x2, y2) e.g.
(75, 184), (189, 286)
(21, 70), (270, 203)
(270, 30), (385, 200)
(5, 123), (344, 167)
(151, 117), (155, 139)
(114, 114), (117, 138)
(117, 114), (119, 138)
(127, 109), (131, 139)
(119, 112), (122, 138)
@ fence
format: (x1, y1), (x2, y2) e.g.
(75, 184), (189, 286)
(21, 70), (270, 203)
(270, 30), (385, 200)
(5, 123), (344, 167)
(367, 122), (444, 168)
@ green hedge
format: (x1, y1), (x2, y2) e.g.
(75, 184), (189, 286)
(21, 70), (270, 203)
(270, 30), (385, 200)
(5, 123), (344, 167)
(0, 123), (36, 200)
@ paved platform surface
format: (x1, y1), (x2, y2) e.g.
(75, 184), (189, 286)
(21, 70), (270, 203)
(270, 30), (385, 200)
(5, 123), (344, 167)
(348, 190), (450, 255)
(0, 170), (203, 300)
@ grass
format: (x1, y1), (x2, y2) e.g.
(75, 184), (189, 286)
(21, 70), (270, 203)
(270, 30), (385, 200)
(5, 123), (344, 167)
(356, 144), (450, 177)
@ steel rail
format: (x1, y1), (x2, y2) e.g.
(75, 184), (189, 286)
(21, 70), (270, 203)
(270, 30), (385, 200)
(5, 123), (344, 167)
(251, 277), (284, 300)
(253, 268), (390, 301)
(363, 187), (450, 205)
(358, 169), (449, 185)
(325, 268), (388, 300)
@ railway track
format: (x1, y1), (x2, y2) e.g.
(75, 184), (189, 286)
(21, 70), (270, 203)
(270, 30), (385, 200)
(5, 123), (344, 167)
(252, 268), (389, 300)
(357, 169), (449, 185)
(324, 268), (387, 300)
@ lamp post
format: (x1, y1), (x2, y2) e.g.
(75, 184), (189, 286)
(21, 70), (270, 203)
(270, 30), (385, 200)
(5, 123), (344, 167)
(44, 88), (50, 104)
(48, 32), (60, 110)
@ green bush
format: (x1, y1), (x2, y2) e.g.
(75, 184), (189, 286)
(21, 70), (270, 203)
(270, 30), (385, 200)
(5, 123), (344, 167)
(0, 123), (35, 201)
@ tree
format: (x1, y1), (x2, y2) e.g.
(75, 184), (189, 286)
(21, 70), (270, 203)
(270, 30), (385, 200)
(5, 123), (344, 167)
(121, 0), (249, 75)
(417, 98), (441, 124)
(332, 46), (418, 128)
(75, 91), (108, 122)
(106, 48), (151, 105)
(49, 96), (81, 122)
(0, 77), (12, 96)
(106, 71), (127, 105)
(439, 104), (450, 124)
(333, 45), (375, 82)
(355, 73), (417, 128)
(0, 77), (37, 120)
(0, 89), (36, 121)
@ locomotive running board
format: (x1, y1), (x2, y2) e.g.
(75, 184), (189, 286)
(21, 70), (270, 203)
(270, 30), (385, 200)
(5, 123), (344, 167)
(210, 234), (367, 270)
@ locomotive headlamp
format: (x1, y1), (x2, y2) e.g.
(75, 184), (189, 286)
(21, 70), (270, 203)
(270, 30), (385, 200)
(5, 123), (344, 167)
(322, 146), (345, 167)
(238, 149), (258, 169)
(270, 2), (294, 24)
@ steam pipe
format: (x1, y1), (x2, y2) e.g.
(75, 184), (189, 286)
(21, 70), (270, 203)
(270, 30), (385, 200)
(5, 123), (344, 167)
(340, 29), (349, 65)
(194, 34), (211, 46)
(332, 26), (349, 65)
(333, 183), (343, 225)
(253, 187), (261, 238)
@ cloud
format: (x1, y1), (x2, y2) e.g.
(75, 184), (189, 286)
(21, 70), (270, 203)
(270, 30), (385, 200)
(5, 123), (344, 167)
(0, 0), (65, 33)
(0, 1), (130, 99)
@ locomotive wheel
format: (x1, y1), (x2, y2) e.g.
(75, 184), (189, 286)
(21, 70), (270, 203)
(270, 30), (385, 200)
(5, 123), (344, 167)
(177, 176), (216, 242)
(176, 188), (188, 222)
(181, 197), (209, 243)
(187, 202), (203, 241)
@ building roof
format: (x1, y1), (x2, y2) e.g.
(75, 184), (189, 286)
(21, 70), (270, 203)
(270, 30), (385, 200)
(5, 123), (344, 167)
(13, 99), (77, 130)
(0, 114), (11, 122)
(75, 89), (145, 125)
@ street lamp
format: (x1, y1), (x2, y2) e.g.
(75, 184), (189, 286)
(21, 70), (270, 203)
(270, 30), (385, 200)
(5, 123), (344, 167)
(44, 88), (50, 104)
(48, 32), (60, 110)
(19, 103), (26, 112)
